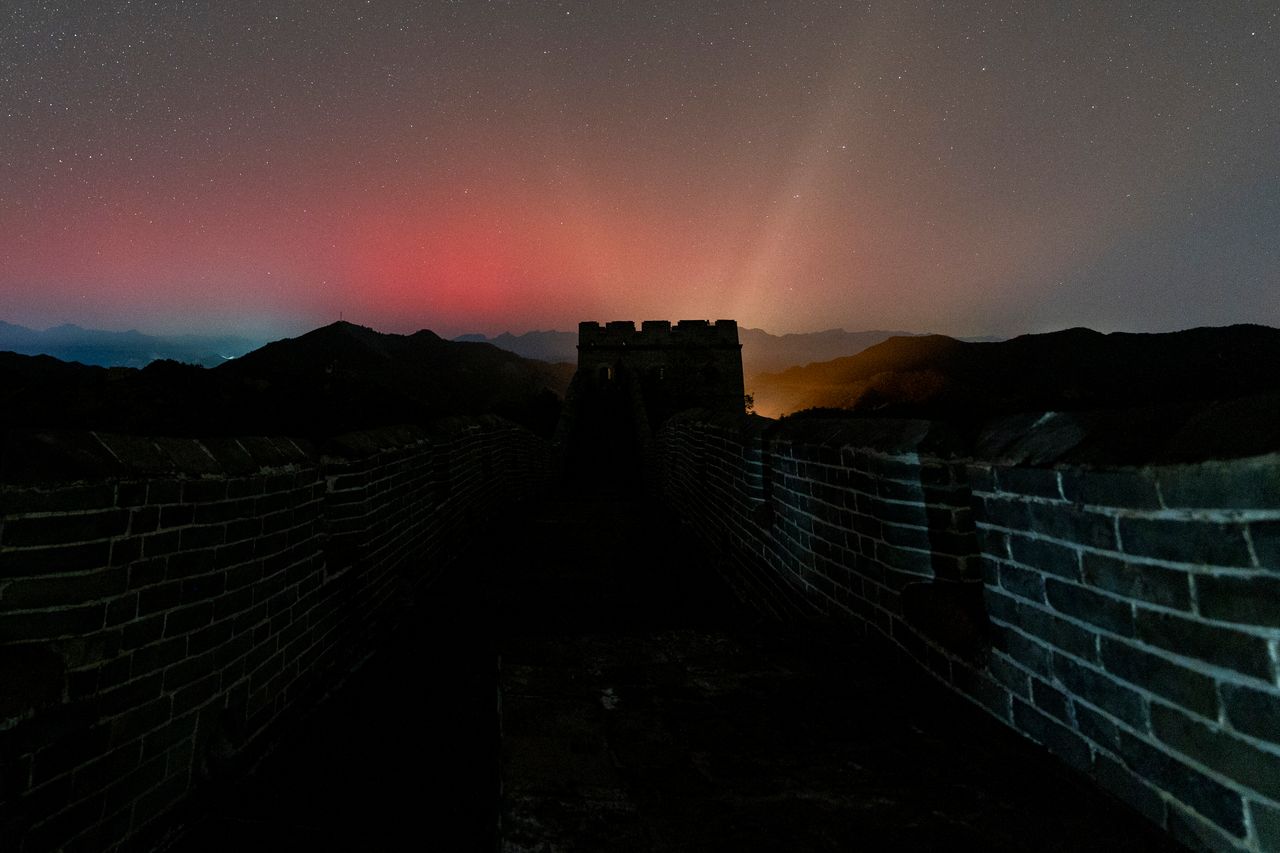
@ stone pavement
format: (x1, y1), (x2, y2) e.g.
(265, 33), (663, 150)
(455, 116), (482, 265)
(171, 496), (1181, 851)
(496, 498), (1180, 852)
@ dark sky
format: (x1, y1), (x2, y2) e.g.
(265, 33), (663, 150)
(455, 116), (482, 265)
(1, 1), (1276, 337)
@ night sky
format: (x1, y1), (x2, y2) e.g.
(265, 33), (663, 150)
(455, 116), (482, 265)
(2, 1), (1277, 338)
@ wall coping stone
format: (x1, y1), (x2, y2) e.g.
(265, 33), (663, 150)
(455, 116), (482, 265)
(1, 417), (526, 486)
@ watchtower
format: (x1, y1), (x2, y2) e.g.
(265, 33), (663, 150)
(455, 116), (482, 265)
(577, 319), (745, 425)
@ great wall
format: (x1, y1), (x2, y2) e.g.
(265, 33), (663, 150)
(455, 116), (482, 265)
(2, 321), (1279, 851)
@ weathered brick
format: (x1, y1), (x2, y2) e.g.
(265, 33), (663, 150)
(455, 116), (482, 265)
(1, 510), (128, 548)
(138, 581), (182, 615)
(179, 525), (225, 551)
(19, 788), (106, 850)
(227, 477), (266, 499)
(998, 563), (1045, 602)
(0, 604), (105, 640)
(1158, 461), (1280, 510)
(1008, 534), (1081, 580)
(1196, 574), (1280, 627)
(1151, 702), (1280, 801)
(1080, 552), (1191, 610)
(166, 547), (216, 578)
(951, 664), (1012, 721)
(146, 481), (182, 504)
(1052, 653), (1147, 728)
(162, 649), (218, 693)
(0, 484), (115, 514)
(121, 614), (166, 650)
(966, 464), (998, 494)
(128, 506), (160, 535)
(997, 467), (1062, 500)
(139, 713), (197, 764)
(158, 504), (194, 529)
(211, 587), (254, 621)
(31, 725), (111, 786)
(1045, 578), (1134, 637)
(1098, 637), (1219, 720)
(985, 653), (1031, 699)
(1220, 683), (1280, 745)
(192, 499), (256, 525)
(105, 593), (138, 627)
(187, 619), (234, 656)
(108, 696), (172, 746)
(989, 624), (1053, 677)
(1252, 521), (1280, 570)
(130, 636), (187, 676)
(976, 495), (1031, 531)
(98, 672), (163, 718)
(164, 602), (213, 637)
(1074, 703), (1121, 753)
(1030, 677), (1070, 721)
(1119, 517), (1253, 567)
(131, 770), (189, 823)
(1060, 469), (1161, 510)
(222, 520), (261, 546)
(180, 573), (226, 604)
(1251, 800), (1280, 853)
(872, 542), (934, 577)
(1134, 608), (1272, 680)
(182, 480), (227, 503)
(1026, 503), (1117, 551)
(142, 530), (181, 558)
(974, 526), (1010, 560)
(1012, 698), (1092, 772)
(0, 541), (112, 576)
(1091, 753), (1167, 827)
(68, 799), (135, 852)
(0, 569), (125, 610)
(1003, 598), (1098, 661)
(1116, 729), (1245, 837)
(72, 740), (141, 798)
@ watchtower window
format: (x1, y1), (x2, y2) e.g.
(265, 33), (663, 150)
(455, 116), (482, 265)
(598, 365), (613, 383)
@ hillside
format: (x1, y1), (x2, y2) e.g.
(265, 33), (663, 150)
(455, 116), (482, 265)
(750, 325), (1280, 459)
(0, 322), (573, 440)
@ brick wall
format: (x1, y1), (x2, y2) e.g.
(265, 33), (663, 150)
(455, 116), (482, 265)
(654, 411), (1280, 853)
(0, 418), (549, 852)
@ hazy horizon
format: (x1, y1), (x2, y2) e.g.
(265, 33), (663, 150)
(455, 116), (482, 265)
(4, 313), (1277, 347)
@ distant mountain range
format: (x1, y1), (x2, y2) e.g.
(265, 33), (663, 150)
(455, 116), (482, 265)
(1, 322), (573, 443)
(5, 320), (1277, 466)
(453, 327), (1001, 377)
(0, 321), (265, 368)
(1, 321), (999, 378)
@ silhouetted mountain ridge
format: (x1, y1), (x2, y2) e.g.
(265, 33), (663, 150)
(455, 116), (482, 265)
(752, 325), (1280, 458)
(760, 325), (1280, 415)
(1, 322), (573, 440)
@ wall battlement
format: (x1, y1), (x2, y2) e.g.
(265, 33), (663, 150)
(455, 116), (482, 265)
(578, 319), (741, 349)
